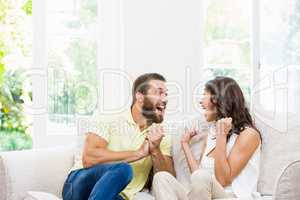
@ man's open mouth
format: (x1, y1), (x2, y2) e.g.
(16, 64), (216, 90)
(156, 105), (165, 114)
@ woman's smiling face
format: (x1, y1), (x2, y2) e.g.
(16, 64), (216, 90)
(200, 89), (217, 122)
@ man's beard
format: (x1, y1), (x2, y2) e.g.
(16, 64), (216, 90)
(142, 97), (165, 124)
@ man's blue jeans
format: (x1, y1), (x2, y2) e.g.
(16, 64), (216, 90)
(62, 162), (133, 200)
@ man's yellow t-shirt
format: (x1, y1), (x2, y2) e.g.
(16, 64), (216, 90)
(71, 110), (172, 200)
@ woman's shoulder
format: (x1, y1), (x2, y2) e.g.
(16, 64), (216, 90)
(234, 127), (261, 149)
(240, 127), (261, 140)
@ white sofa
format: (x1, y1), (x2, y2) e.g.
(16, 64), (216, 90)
(1, 118), (300, 200)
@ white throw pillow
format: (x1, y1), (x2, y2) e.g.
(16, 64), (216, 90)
(24, 191), (61, 200)
(171, 117), (208, 189)
(133, 191), (155, 200)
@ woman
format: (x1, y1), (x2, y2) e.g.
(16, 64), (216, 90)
(152, 76), (261, 200)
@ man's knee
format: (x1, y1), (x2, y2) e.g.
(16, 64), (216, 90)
(73, 169), (93, 185)
(113, 162), (133, 184)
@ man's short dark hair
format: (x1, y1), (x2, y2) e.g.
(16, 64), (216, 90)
(132, 73), (166, 106)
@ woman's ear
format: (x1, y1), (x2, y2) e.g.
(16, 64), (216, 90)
(211, 95), (218, 104)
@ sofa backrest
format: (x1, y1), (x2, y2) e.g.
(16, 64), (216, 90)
(256, 117), (300, 196)
(253, 65), (300, 195)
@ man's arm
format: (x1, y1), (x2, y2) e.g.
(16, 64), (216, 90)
(147, 127), (176, 176)
(82, 132), (149, 168)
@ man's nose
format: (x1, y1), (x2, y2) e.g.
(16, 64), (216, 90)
(161, 93), (168, 101)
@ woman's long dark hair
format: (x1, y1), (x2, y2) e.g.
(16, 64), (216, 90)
(205, 76), (260, 138)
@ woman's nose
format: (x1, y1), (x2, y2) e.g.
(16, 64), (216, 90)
(199, 99), (203, 105)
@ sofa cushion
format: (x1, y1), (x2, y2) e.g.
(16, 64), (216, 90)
(273, 160), (300, 200)
(254, 67), (300, 195)
(23, 191), (154, 200)
(133, 191), (154, 200)
(0, 147), (74, 200)
(255, 118), (300, 195)
(0, 155), (6, 200)
(171, 117), (207, 190)
(24, 191), (61, 200)
(215, 196), (272, 200)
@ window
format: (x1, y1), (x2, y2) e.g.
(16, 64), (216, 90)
(46, 0), (98, 135)
(203, 0), (252, 102)
(253, 0), (300, 132)
(260, 0), (300, 68)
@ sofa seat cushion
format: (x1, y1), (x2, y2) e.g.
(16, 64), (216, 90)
(24, 191), (154, 200)
(215, 196), (272, 200)
(24, 191), (61, 200)
(23, 191), (272, 200)
(23, 191), (155, 200)
(133, 192), (154, 200)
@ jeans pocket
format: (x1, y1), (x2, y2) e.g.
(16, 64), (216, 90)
(62, 182), (73, 200)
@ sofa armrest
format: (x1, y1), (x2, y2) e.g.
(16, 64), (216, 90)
(273, 160), (300, 200)
(0, 146), (74, 200)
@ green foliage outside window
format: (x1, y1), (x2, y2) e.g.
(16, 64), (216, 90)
(0, 0), (32, 151)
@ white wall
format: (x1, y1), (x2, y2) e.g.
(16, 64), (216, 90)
(98, 0), (204, 121)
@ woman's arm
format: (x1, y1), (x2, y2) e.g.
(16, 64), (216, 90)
(214, 119), (261, 187)
(181, 129), (205, 173)
(181, 142), (199, 173)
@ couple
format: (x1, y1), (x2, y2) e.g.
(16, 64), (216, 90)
(62, 73), (261, 200)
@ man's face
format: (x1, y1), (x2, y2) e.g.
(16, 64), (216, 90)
(141, 80), (168, 124)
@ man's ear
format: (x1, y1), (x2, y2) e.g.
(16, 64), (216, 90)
(136, 92), (144, 103)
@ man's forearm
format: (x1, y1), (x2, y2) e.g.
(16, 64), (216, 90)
(83, 147), (144, 168)
(150, 148), (175, 176)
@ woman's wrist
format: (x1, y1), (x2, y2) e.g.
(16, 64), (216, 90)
(181, 140), (199, 173)
(215, 134), (227, 152)
(216, 131), (228, 141)
(181, 141), (191, 151)
(181, 140), (189, 146)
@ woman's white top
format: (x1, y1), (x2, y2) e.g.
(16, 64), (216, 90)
(200, 128), (261, 198)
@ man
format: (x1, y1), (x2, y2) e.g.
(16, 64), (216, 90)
(62, 73), (175, 200)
